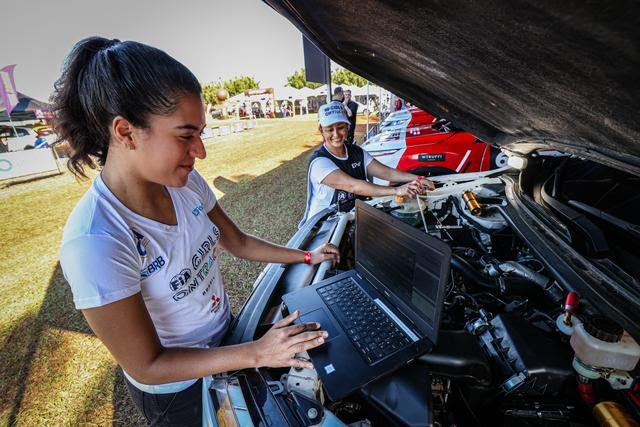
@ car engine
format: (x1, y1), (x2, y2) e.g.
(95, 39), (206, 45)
(220, 157), (640, 426)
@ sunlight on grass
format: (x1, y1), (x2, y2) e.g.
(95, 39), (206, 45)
(198, 116), (319, 199)
(16, 328), (115, 426)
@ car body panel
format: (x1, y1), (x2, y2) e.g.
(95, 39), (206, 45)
(363, 107), (496, 178)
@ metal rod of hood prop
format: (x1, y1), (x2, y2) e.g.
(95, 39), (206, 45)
(311, 211), (355, 284)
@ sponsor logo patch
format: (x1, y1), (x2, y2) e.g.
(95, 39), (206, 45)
(210, 293), (221, 312)
(141, 256), (166, 279)
(172, 255), (215, 301)
(192, 235), (215, 270)
(169, 268), (192, 291)
(131, 228), (149, 258)
(192, 203), (204, 217)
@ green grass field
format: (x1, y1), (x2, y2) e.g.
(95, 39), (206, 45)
(0, 116), (324, 426)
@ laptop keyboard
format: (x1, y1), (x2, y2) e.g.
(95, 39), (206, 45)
(317, 278), (413, 365)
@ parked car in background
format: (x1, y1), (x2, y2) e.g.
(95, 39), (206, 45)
(219, 1), (640, 426)
(0, 125), (53, 151)
(363, 107), (506, 181)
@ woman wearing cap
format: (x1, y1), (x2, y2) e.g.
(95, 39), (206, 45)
(54, 37), (339, 426)
(300, 101), (435, 226)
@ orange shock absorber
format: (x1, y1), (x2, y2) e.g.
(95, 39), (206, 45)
(462, 190), (483, 216)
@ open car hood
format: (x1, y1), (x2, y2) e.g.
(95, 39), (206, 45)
(265, 0), (640, 164)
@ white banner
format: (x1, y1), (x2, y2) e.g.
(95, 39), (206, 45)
(0, 148), (59, 180)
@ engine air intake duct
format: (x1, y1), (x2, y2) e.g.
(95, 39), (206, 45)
(477, 314), (574, 397)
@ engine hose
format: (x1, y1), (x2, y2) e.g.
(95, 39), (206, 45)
(451, 254), (497, 289)
(497, 261), (550, 288)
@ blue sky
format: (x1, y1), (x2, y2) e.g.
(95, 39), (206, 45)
(1, 0), (306, 101)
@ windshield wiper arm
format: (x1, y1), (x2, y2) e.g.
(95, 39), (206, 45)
(541, 175), (609, 257)
(568, 200), (640, 239)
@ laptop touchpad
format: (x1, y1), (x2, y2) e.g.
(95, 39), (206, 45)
(300, 308), (341, 342)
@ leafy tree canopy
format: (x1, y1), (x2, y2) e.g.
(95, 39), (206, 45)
(332, 67), (367, 87)
(202, 75), (260, 106)
(286, 67), (368, 89)
(286, 68), (323, 89)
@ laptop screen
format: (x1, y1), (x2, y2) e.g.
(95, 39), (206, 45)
(355, 201), (450, 340)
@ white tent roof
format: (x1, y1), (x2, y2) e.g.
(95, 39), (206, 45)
(311, 85), (328, 96)
(297, 86), (317, 98)
(228, 92), (246, 103)
(274, 86), (303, 100)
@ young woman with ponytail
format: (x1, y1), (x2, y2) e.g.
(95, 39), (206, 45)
(54, 37), (339, 426)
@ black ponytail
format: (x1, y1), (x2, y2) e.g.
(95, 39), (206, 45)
(50, 37), (201, 178)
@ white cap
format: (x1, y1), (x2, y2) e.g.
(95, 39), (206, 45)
(318, 101), (350, 127)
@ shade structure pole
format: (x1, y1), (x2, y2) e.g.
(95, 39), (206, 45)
(366, 80), (370, 137)
(325, 60), (332, 105)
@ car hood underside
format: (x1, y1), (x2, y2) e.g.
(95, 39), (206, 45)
(265, 0), (640, 164)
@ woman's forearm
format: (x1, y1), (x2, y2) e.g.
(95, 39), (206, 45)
(132, 341), (259, 385)
(385, 168), (418, 183)
(230, 234), (305, 264)
(349, 179), (397, 197)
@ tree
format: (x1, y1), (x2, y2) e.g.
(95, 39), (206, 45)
(201, 82), (220, 107)
(332, 67), (367, 87)
(222, 75), (260, 97)
(201, 75), (261, 107)
(286, 68), (323, 89)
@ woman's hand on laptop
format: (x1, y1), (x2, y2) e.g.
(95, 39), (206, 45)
(251, 310), (328, 369)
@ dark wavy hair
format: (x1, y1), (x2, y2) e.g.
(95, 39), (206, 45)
(50, 37), (201, 178)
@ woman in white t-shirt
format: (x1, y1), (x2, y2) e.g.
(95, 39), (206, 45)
(300, 101), (435, 226)
(53, 37), (339, 426)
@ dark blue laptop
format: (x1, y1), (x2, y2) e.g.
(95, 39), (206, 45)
(283, 200), (451, 400)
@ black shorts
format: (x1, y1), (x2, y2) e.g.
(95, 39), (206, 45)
(124, 375), (202, 427)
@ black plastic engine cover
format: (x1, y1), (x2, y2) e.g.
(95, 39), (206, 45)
(360, 364), (433, 427)
(477, 314), (574, 396)
(418, 329), (492, 386)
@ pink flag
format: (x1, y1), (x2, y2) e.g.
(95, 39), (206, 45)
(0, 65), (19, 116)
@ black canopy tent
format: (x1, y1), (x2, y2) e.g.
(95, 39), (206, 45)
(0, 92), (50, 122)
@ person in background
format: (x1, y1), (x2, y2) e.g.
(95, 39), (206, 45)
(332, 86), (344, 102)
(53, 37), (339, 426)
(343, 89), (358, 144)
(332, 86), (353, 126)
(300, 101), (434, 227)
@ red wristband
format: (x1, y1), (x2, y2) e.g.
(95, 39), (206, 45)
(303, 251), (312, 265)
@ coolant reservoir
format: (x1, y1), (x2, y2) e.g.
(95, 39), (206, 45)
(570, 316), (640, 371)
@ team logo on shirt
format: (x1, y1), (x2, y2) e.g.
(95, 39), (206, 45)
(192, 235), (215, 270)
(192, 203), (204, 217)
(169, 229), (220, 302)
(141, 256), (166, 279)
(131, 228), (149, 258)
(351, 161), (361, 169)
(172, 255), (215, 301)
(169, 268), (192, 291)
(210, 293), (221, 313)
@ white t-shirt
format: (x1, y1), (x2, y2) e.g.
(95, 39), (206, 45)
(60, 169), (229, 349)
(301, 144), (374, 225)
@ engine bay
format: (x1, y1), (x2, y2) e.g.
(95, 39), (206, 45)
(219, 154), (640, 426)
